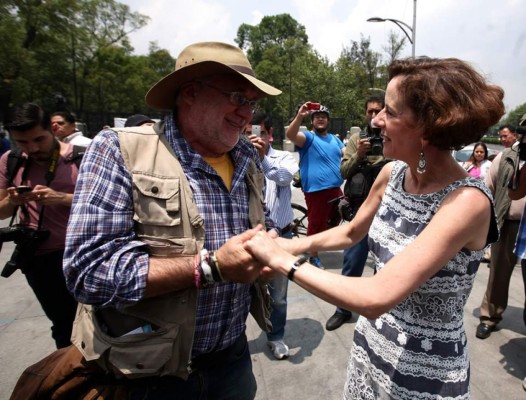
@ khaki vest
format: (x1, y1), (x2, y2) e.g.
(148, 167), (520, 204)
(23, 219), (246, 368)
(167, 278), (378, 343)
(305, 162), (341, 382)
(72, 123), (270, 380)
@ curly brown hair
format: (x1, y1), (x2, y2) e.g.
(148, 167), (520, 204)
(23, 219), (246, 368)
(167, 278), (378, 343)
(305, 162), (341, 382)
(388, 57), (505, 150)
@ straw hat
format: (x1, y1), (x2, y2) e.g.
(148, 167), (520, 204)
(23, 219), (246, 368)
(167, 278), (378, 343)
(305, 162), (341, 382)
(145, 42), (281, 110)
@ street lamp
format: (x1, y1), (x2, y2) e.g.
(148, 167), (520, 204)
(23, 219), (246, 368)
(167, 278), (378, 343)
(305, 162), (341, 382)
(367, 0), (417, 58)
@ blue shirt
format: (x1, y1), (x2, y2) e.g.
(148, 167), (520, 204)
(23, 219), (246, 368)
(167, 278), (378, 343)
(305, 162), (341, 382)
(63, 114), (273, 355)
(515, 209), (526, 258)
(297, 131), (344, 193)
(262, 146), (299, 229)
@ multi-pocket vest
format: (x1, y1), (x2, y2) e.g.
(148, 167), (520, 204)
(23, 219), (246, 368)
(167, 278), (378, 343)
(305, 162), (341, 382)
(72, 123), (271, 380)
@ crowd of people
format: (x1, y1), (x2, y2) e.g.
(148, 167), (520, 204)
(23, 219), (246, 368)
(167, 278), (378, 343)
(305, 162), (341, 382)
(2, 39), (525, 399)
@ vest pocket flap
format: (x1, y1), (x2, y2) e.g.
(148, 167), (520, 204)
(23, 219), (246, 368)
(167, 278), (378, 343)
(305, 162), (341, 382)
(132, 173), (181, 226)
(133, 174), (179, 200)
(107, 328), (177, 376)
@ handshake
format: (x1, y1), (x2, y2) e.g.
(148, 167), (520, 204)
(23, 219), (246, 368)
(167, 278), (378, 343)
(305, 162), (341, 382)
(215, 226), (298, 283)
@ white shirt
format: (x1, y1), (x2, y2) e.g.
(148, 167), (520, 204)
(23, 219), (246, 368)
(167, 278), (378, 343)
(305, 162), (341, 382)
(261, 147), (299, 229)
(62, 131), (92, 147)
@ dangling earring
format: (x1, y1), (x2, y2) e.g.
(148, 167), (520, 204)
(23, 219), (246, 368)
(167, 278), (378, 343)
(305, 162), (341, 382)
(417, 148), (426, 174)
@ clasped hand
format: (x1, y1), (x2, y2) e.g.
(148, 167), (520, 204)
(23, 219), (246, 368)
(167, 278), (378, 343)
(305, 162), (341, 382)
(7, 185), (63, 206)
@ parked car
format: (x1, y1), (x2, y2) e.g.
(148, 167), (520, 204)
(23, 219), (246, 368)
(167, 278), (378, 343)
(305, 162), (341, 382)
(452, 144), (499, 164)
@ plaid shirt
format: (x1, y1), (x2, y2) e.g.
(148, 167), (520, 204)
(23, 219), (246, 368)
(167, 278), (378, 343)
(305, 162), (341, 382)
(64, 114), (273, 354)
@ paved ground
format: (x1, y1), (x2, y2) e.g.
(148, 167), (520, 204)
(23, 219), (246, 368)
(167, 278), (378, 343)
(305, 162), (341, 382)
(1, 186), (526, 399)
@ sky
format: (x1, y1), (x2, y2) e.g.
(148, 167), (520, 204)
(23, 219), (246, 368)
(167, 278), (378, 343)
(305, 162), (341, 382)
(122, 0), (526, 115)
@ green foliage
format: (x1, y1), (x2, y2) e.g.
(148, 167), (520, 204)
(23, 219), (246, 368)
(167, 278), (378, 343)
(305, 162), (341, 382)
(6, 5), (520, 140)
(500, 103), (526, 127)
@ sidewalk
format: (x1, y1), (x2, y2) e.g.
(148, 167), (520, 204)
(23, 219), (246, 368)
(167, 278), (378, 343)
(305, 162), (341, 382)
(1, 191), (526, 399)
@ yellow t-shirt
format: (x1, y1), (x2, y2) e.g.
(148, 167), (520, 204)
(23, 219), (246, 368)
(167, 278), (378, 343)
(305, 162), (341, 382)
(203, 154), (234, 191)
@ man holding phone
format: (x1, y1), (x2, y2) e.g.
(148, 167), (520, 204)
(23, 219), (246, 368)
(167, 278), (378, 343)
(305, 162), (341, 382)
(286, 102), (345, 268)
(0, 103), (79, 348)
(246, 113), (298, 359)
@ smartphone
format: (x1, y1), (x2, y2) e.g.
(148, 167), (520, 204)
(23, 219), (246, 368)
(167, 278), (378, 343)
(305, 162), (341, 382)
(15, 186), (33, 194)
(251, 125), (262, 137)
(307, 102), (321, 111)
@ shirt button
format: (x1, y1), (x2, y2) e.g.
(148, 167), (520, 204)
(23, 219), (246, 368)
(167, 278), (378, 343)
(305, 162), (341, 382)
(151, 186), (159, 194)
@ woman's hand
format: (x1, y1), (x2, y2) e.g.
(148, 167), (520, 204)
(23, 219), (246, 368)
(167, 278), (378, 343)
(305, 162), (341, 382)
(244, 230), (293, 270)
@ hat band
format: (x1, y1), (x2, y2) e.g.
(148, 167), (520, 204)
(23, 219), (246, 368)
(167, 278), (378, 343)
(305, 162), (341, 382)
(229, 64), (255, 77)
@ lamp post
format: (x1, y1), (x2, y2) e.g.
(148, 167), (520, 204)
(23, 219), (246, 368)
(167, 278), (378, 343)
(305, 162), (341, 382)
(367, 0), (417, 58)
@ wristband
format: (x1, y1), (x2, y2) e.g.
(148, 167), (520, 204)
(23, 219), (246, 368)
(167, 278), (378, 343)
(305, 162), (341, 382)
(200, 249), (215, 285)
(193, 254), (201, 288)
(287, 255), (309, 281)
(209, 251), (224, 282)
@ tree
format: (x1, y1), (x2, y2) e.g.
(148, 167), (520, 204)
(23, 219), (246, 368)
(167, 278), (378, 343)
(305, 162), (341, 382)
(382, 31), (406, 65)
(1, 0), (149, 121)
(500, 103), (526, 127)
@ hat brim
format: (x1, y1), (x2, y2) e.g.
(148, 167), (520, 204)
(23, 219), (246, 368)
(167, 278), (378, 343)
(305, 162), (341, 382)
(145, 61), (281, 111)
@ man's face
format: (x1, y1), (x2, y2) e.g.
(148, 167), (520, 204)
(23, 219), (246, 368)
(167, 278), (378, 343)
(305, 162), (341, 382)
(51, 115), (76, 139)
(499, 128), (517, 148)
(311, 112), (329, 133)
(9, 126), (56, 163)
(182, 74), (260, 156)
(245, 123), (272, 153)
(365, 101), (384, 125)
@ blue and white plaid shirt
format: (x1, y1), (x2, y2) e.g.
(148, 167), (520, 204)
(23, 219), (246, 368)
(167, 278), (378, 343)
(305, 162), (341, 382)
(64, 114), (273, 355)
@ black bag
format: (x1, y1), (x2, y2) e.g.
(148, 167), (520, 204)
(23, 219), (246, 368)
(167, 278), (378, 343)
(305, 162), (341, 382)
(292, 170), (302, 188)
(340, 162), (385, 221)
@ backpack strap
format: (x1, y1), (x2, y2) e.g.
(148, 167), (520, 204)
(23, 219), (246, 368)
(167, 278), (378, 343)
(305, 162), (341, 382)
(6, 149), (26, 187)
(65, 145), (85, 168)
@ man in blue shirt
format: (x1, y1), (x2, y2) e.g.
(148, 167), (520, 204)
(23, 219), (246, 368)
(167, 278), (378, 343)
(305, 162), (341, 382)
(506, 113), (526, 393)
(286, 103), (345, 268)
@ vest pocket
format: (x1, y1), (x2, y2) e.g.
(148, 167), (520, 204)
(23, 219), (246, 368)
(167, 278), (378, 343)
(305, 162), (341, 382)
(132, 173), (181, 226)
(73, 304), (179, 377)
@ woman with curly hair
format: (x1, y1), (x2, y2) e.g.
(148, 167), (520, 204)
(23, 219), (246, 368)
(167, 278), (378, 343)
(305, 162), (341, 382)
(244, 57), (505, 399)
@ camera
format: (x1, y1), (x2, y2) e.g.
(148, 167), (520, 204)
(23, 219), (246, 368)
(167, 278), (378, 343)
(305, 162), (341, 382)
(517, 128), (526, 161)
(307, 102), (321, 110)
(360, 129), (383, 156)
(0, 224), (50, 278)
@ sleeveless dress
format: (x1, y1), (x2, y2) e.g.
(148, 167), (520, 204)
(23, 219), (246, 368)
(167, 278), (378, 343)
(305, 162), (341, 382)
(344, 161), (495, 400)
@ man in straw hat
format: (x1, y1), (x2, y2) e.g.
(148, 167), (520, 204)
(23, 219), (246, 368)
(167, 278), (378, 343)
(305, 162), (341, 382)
(63, 42), (281, 398)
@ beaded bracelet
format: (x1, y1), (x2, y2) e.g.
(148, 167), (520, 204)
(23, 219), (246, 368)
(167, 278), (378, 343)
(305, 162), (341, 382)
(193, 254), (201, 288)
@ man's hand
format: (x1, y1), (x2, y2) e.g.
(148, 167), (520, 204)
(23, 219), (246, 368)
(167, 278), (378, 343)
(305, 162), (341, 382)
(247, 135), (266, 161)
(31, 185), (72, 206)
(215, 225), (267, 283)
(356, 137), (371, 159)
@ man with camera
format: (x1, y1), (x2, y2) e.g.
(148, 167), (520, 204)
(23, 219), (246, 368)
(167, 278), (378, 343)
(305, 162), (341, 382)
(476, 123), (524, 339)
(325, 94), (386, 331)
(0, 103), (79, 348)
(507, 113), (526, 392)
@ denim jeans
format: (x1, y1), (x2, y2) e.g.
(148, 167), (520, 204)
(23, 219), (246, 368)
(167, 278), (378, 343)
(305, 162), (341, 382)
(128, 335), (257, 399)
(266, 231), (293, 342)
(335, 235), (369, 316)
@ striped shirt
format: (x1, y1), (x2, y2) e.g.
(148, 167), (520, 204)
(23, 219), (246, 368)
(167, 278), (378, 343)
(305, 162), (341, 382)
(63, 114), (273, 355)
(262, 146), (298, 229)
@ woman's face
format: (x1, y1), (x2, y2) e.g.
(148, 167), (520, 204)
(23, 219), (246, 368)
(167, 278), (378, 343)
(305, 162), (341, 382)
(473, 145), (486, 162)
(374, 76), (422, 162)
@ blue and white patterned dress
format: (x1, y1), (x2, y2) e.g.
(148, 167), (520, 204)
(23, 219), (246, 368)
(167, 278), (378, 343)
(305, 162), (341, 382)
(344, 161), (495, 400)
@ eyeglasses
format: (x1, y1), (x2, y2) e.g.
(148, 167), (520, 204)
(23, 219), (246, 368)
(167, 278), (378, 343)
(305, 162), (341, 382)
(198, 81), (259, 113)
